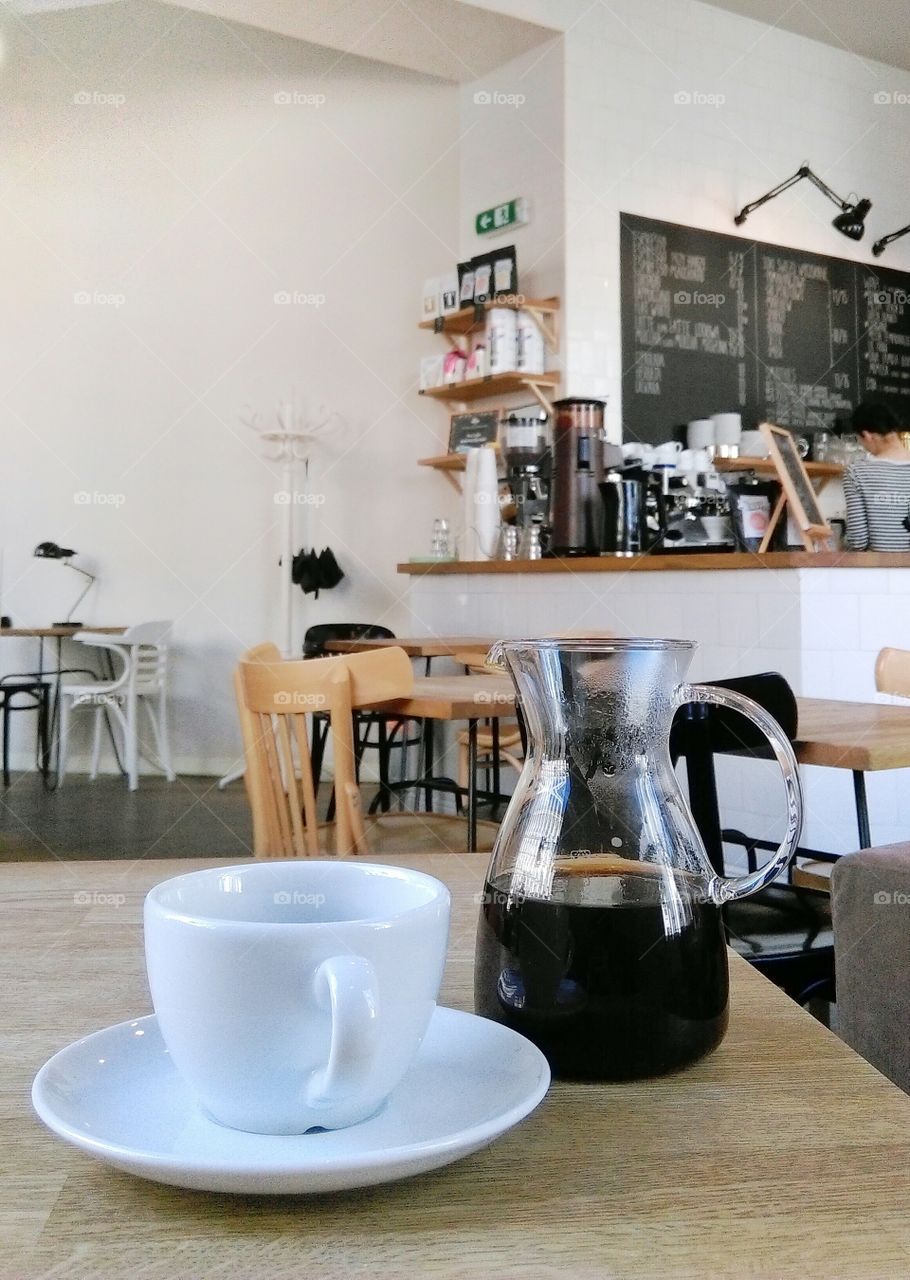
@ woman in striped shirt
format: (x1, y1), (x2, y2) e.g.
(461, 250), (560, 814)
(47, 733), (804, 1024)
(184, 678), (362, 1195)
(844, 402), (910, 552)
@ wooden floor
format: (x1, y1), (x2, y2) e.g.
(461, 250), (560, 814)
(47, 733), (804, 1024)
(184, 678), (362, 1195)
(0, 772), (257, 862)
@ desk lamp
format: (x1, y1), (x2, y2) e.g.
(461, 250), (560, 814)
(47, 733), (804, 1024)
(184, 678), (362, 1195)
(33, 542), (96, 627)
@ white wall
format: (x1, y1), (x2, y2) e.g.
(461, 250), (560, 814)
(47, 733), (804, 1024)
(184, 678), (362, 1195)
(458, 36), (564, 300)
(0, 0), (459, 773)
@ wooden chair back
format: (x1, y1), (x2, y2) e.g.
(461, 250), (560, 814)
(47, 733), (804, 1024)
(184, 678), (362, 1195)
(876, 648), (910, 699)
(234, 644), (413, 857)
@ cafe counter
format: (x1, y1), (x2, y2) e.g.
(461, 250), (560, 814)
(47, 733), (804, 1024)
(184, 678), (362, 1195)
(398, 551), (910, 576)
(398, 550), (910, 853)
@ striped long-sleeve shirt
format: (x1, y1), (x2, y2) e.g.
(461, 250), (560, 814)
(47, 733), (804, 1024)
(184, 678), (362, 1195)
(844, 456), (910, 551)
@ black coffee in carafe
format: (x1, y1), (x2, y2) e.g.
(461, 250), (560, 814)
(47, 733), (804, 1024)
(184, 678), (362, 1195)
(475, 859), (728, 1080)
(474, 638), (803, 1082)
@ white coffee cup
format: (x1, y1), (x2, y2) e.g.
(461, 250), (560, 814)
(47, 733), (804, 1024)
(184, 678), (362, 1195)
(144, 861), (450, 1135)
(654, 440), (683, 464)
(622, 442), (655, 468)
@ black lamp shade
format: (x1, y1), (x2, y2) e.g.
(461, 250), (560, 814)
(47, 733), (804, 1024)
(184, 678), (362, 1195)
(832, 198), (872, 241)
(34, 541), (76, 560)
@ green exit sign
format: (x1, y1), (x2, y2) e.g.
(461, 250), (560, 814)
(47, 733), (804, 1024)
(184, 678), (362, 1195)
(475, 197), (530, 236)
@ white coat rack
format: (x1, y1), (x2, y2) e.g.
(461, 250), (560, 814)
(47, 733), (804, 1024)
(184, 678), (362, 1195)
(240, 397), (335, 658)
(218, 397), (336, 790)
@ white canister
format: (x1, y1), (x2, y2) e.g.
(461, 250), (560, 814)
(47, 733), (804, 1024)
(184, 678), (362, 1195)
(486, 308), (519, 375)
(712, 412), (742, 446)
(465, 340), (487, 380)
(740, 429), (769, 458)
(687, 418), (715, 450)
(419, 353), (445, 390)
(516, 310), (545, 375)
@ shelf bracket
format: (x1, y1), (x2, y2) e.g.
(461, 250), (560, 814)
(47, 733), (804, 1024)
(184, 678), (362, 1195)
(523, 304), (559, 350)
(524, 379), (557, 417)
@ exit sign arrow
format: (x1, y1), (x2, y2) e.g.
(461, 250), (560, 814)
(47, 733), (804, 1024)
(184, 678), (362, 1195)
(475, 197), (530, 237)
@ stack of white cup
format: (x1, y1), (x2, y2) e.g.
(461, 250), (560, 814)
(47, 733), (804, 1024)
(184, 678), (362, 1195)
(712, 413), (742, 457)
(687, 418), (715, 452)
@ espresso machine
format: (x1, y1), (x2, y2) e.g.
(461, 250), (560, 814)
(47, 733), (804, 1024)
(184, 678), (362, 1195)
(504, 414), (551, 538)
(654, 468), (734, 551)
(550, 398), (606, 556)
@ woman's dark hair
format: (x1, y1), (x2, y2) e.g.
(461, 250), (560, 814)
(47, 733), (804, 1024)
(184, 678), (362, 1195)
(852, 401), (903, 435)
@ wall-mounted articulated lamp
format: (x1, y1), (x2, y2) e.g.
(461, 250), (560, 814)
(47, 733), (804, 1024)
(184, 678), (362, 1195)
(33, 541), (96, 626)
(872, 223), (910, 257)
(734, 165), (873, 241)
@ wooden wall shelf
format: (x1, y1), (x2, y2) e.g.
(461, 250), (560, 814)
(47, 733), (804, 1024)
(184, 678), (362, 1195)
(418, 452), (468, 492)
(419, 370), (560, 412)
(419, 297), (560, 346)
(418, 454), (467, 471)
(714, 457), (844, 479)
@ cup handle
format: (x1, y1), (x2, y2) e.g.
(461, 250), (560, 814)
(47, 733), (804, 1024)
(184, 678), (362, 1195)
(678, 683), (803, 904)
(306, 955), (380, 1109)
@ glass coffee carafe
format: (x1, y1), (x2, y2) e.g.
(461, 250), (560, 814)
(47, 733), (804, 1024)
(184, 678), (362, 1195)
(475, 638), (802, 1080)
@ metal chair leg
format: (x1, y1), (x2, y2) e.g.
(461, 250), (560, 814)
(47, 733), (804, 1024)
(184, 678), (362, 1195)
(1, 696), (10, 787)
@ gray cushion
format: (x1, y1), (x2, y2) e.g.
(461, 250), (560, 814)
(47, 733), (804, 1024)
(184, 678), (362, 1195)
(832, 843), (910, 1094)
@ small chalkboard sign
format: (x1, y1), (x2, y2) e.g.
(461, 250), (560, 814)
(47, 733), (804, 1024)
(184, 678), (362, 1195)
(758, 422), (832, 552)
(448, 410), (500, 454)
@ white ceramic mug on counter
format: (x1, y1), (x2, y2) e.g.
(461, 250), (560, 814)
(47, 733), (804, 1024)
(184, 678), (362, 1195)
(144, 861), (450, 1134)
(653, 440), (683, 466)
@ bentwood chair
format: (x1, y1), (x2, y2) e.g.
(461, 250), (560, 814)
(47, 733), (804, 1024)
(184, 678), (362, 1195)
(876, 647), (910, 698)
(303, 623), (423, 817)
(57, 621), (176, 791)
(234, 644), (499, 857)
(0, 675), (51, 786)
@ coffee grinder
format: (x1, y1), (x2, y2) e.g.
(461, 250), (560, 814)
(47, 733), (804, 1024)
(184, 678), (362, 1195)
(504, 412), (551, 540)
(550, 397), (606, 556)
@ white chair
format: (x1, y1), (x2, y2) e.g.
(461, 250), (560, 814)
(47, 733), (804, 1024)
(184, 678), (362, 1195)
(57, 621), (176, 791)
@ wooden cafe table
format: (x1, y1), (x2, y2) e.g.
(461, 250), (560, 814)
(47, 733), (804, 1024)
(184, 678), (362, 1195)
(795, 696), (910, 847)
(9, 852), (910, 1278)
(372, 673), (516, 850)
(323, 635), (498, 675)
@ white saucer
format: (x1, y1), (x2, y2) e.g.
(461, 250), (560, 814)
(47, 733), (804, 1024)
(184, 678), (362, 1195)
(32, 1006), (550, 1194)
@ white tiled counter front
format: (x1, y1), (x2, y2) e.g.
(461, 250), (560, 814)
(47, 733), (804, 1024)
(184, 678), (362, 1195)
(400, 557), (910, 854)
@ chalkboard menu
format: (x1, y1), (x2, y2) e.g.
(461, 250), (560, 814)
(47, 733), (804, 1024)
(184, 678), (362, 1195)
(620, 212), (910, 443)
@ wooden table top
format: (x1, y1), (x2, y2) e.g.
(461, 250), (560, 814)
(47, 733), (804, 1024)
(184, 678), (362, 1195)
(376, 674), (516, 720)
(373, 683), (910, 771)
(9, 854), (910, 1277)
(324, 635), (497, 659)
(0, 625), (125, 639)
(795, 697), (910, 771)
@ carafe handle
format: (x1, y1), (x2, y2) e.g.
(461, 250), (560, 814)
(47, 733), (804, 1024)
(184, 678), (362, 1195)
(677, 683), (802, 904)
